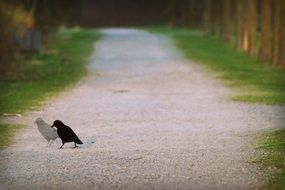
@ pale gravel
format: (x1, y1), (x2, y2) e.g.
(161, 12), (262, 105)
(0, 28), (285, 190)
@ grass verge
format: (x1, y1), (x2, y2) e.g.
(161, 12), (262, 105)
(0, 28), (100, 148)
(0, 28), (100, 115)
(257, 129), (285, 189)
(148, 27), (285, 105)
(0, 124), (24, 149)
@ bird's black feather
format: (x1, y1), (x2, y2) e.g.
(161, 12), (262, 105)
(51, 120), (83, 148)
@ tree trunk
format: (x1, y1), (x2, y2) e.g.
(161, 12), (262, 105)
(179, 0), (190, 26)
(166, 0), (177, 25)
(236, 0), (245, 50)
(258, 0), (272, 60)
(241, 0), (249, 52)
(273, 0), (280, 65)
(273, 0), (285, 66)
(214, 0), (223, 38)
(223, 0), (231, 42)
(279, 0), (285, 66)
(246, 0), (257, 55)
(204, 0), (212, 33)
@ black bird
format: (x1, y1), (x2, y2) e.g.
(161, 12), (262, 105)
(51, 120), (83, 149)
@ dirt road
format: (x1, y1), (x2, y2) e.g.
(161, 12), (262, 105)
(1, 29), (284, 189)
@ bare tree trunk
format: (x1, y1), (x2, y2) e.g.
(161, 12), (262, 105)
(236, 0), (245, 50)
(279, 0), (285, 66)
(179, 0), (190, 26)
(204, 0), (212, 33)
(210, 0), (222, 37)
(272, 0), (280, 65)
(272, 0), (285, 66)
(223, 0), (231, 42)
(246, 0), (257, 56)
(166, 0), (177, 26)
(241, 0), (249, 52)
(258, 0), (272, 60)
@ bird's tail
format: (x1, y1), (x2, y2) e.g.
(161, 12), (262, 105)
(75, 138), (83, 144)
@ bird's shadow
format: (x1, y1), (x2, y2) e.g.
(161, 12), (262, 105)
(77, 136), (96, 149)
(47, 136), (95, 149)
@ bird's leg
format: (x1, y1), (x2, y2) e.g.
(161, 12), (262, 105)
(73, 142), (78, 148)
(59, 142), (65, 149)
(46, 140), (50, 147)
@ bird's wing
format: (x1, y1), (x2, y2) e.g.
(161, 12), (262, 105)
(63, 125), (83, 144)
(38, 122), (58, 141)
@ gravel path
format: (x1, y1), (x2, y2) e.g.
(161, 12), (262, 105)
(1, 29), (285, 190)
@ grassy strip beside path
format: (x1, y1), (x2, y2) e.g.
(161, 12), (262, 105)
(149, 27), (285, 105)
(0, 28), (100, 148)
(0, 124), (24, 149)
(257, 129), (285, 189)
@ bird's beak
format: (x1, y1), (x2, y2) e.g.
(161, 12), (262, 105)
(51, 125), (54, 128)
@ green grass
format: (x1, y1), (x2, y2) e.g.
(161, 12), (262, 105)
(148, 26), (285, 105)
(0, 28), (100, 115)
(0, 124), (24, 149)
(257, 129), (285, 189)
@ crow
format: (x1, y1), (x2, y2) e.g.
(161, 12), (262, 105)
(51, 120), (83, 149)
(35, 118), (58, 146)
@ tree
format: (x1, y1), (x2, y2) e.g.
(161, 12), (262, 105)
(179, 0), (190, 26)
(223, 0), (231, 42)
(246, 0), (257, 56)
(236, 0), (246, 50)
(235, 0), (257, 55)
(258, 0), (272, 61)
(204, 0), (212, 34)
(165, 0), (177, 25)
(272, 0), (285, 66)
(213, 0), (223, 38)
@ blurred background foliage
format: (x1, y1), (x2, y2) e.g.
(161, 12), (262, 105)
(0, 0), (284, 70)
